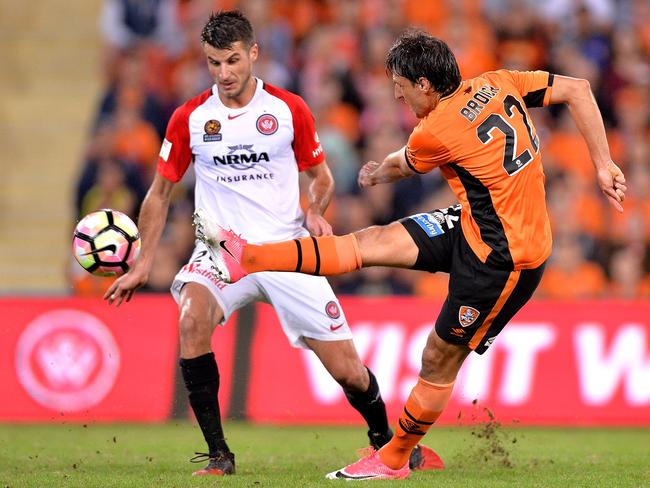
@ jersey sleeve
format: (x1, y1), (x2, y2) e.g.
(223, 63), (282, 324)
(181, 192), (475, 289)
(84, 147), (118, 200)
(156, 104), (193, 183)
(497, 69), (554, 108)
(405, 122), (452, 174)
(289, 95), (326, 172)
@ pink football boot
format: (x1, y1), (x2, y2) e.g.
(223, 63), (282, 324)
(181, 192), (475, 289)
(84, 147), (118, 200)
(192, 207), (248, 283)
(325, 449), (409, 481)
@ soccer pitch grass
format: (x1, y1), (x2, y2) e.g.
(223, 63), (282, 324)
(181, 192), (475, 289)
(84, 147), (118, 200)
(1, 422), (648, 487)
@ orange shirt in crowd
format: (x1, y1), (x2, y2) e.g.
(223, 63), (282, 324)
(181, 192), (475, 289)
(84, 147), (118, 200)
(414, 272), (450, 300)
(608, 278), (650, 299)
(539, 261), (607, 299)
(113, 116), (161, 171)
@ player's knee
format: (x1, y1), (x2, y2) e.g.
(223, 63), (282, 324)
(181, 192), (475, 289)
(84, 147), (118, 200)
(420, 345), (449, 377)
(355, 225), (385, 250)
(356, 222), (415, 267)
(332, 362), (368, 392)
(179, 307), (212, 346)
(420, 338), (469, 382)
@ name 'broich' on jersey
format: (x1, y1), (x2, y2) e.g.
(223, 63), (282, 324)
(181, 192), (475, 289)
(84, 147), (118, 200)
(405, 70), (554, 271)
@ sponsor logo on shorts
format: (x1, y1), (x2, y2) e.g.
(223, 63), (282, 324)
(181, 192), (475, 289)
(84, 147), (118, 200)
(180, 262), (226, 288)
(325, 301), (341, 319)
(483, 336), (496, 349)
(329, 323), (344, 331)
(458, 305), (480, 327)
(409, 213), (444, 237)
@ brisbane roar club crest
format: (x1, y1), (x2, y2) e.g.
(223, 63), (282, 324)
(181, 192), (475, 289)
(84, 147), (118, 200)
(256, 114), (278, 135)
(458, 305), (480, 328)
(203, 119), (222, 142)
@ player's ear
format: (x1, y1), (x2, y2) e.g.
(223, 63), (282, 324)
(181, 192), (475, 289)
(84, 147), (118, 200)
(417, 77), (431, 92)
(249, 43), (259, 62)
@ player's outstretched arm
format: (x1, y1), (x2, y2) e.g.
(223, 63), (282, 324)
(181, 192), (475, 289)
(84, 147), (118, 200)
(304, 161), (335, 236)
(104, 173), (175, 306)
(549, 75), (627, 212)
(358, 146), (415, 188)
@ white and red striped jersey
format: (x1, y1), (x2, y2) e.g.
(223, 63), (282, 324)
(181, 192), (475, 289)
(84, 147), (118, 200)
(157, 78), (325, 244)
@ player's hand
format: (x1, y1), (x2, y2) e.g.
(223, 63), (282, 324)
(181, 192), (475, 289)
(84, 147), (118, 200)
(103, 265), (149, 307)
(305, 209), (333, 236)
(358, 161), (380, 188)
(596, 160), (627, 213)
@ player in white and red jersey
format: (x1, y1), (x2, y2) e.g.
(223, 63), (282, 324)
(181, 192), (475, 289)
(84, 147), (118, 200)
(158, 65), (325, 244)
(104, 10), (441, 478)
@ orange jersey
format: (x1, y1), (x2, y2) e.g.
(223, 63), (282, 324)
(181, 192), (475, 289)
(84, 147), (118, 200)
(406, 70), (554, 270)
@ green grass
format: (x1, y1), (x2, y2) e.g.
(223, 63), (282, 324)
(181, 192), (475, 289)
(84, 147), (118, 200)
(0, 422), (649, 487)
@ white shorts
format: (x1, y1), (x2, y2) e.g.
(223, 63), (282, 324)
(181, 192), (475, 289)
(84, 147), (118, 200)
(170, 242), (353, 348)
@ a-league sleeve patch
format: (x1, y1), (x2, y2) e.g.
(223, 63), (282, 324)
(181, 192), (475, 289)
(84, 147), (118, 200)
(408, 213), (444, 237)
(159, 138), (172, 161)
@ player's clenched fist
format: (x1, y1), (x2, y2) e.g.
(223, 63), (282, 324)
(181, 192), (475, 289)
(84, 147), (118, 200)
(358, 161), (380, 188)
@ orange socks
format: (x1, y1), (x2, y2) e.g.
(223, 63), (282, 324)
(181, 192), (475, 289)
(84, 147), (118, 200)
(379, 377), (454, 469)
(241, 234), (362, 276)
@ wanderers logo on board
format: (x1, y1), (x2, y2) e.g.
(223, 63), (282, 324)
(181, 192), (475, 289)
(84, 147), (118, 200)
(458, 305), (480, 328)
(203, 119), (222, 142)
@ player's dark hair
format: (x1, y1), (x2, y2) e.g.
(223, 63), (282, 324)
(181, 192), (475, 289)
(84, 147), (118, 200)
(200, 10), (255, 49)
(386, 29), (461, 97)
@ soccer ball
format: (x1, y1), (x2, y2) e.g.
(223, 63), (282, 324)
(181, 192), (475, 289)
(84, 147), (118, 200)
(72, 209), (141, 276)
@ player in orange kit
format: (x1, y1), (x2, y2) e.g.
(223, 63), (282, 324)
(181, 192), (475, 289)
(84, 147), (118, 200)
(194, 29), (627, 480)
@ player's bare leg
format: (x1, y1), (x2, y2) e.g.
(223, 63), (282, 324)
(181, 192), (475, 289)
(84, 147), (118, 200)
(353, 221), (419, 268)
(178, 283), (235, 476)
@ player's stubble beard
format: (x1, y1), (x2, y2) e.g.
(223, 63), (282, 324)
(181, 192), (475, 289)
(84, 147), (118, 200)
(220, 71), (254, 102)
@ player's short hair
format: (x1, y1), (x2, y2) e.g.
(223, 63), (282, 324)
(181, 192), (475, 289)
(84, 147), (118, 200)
(386, 29), (461, 97)
(200, 10), (255, 50)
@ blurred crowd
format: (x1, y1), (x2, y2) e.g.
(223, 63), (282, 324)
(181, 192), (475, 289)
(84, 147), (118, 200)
(71, 0), (650, 299)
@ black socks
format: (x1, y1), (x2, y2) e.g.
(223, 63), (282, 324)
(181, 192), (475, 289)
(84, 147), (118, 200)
(179, 352), (230, 455)
(181, 357), (392, 453)
(344, 367), (392, 447)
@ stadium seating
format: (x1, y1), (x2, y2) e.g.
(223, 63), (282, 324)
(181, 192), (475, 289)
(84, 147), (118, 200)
(0, 2), (102, 291)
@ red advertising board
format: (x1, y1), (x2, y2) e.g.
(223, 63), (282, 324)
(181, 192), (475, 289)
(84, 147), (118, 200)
(0, 297), (180, 421)
(247, 299), (650, 426)
(1, 297), (648, 426)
